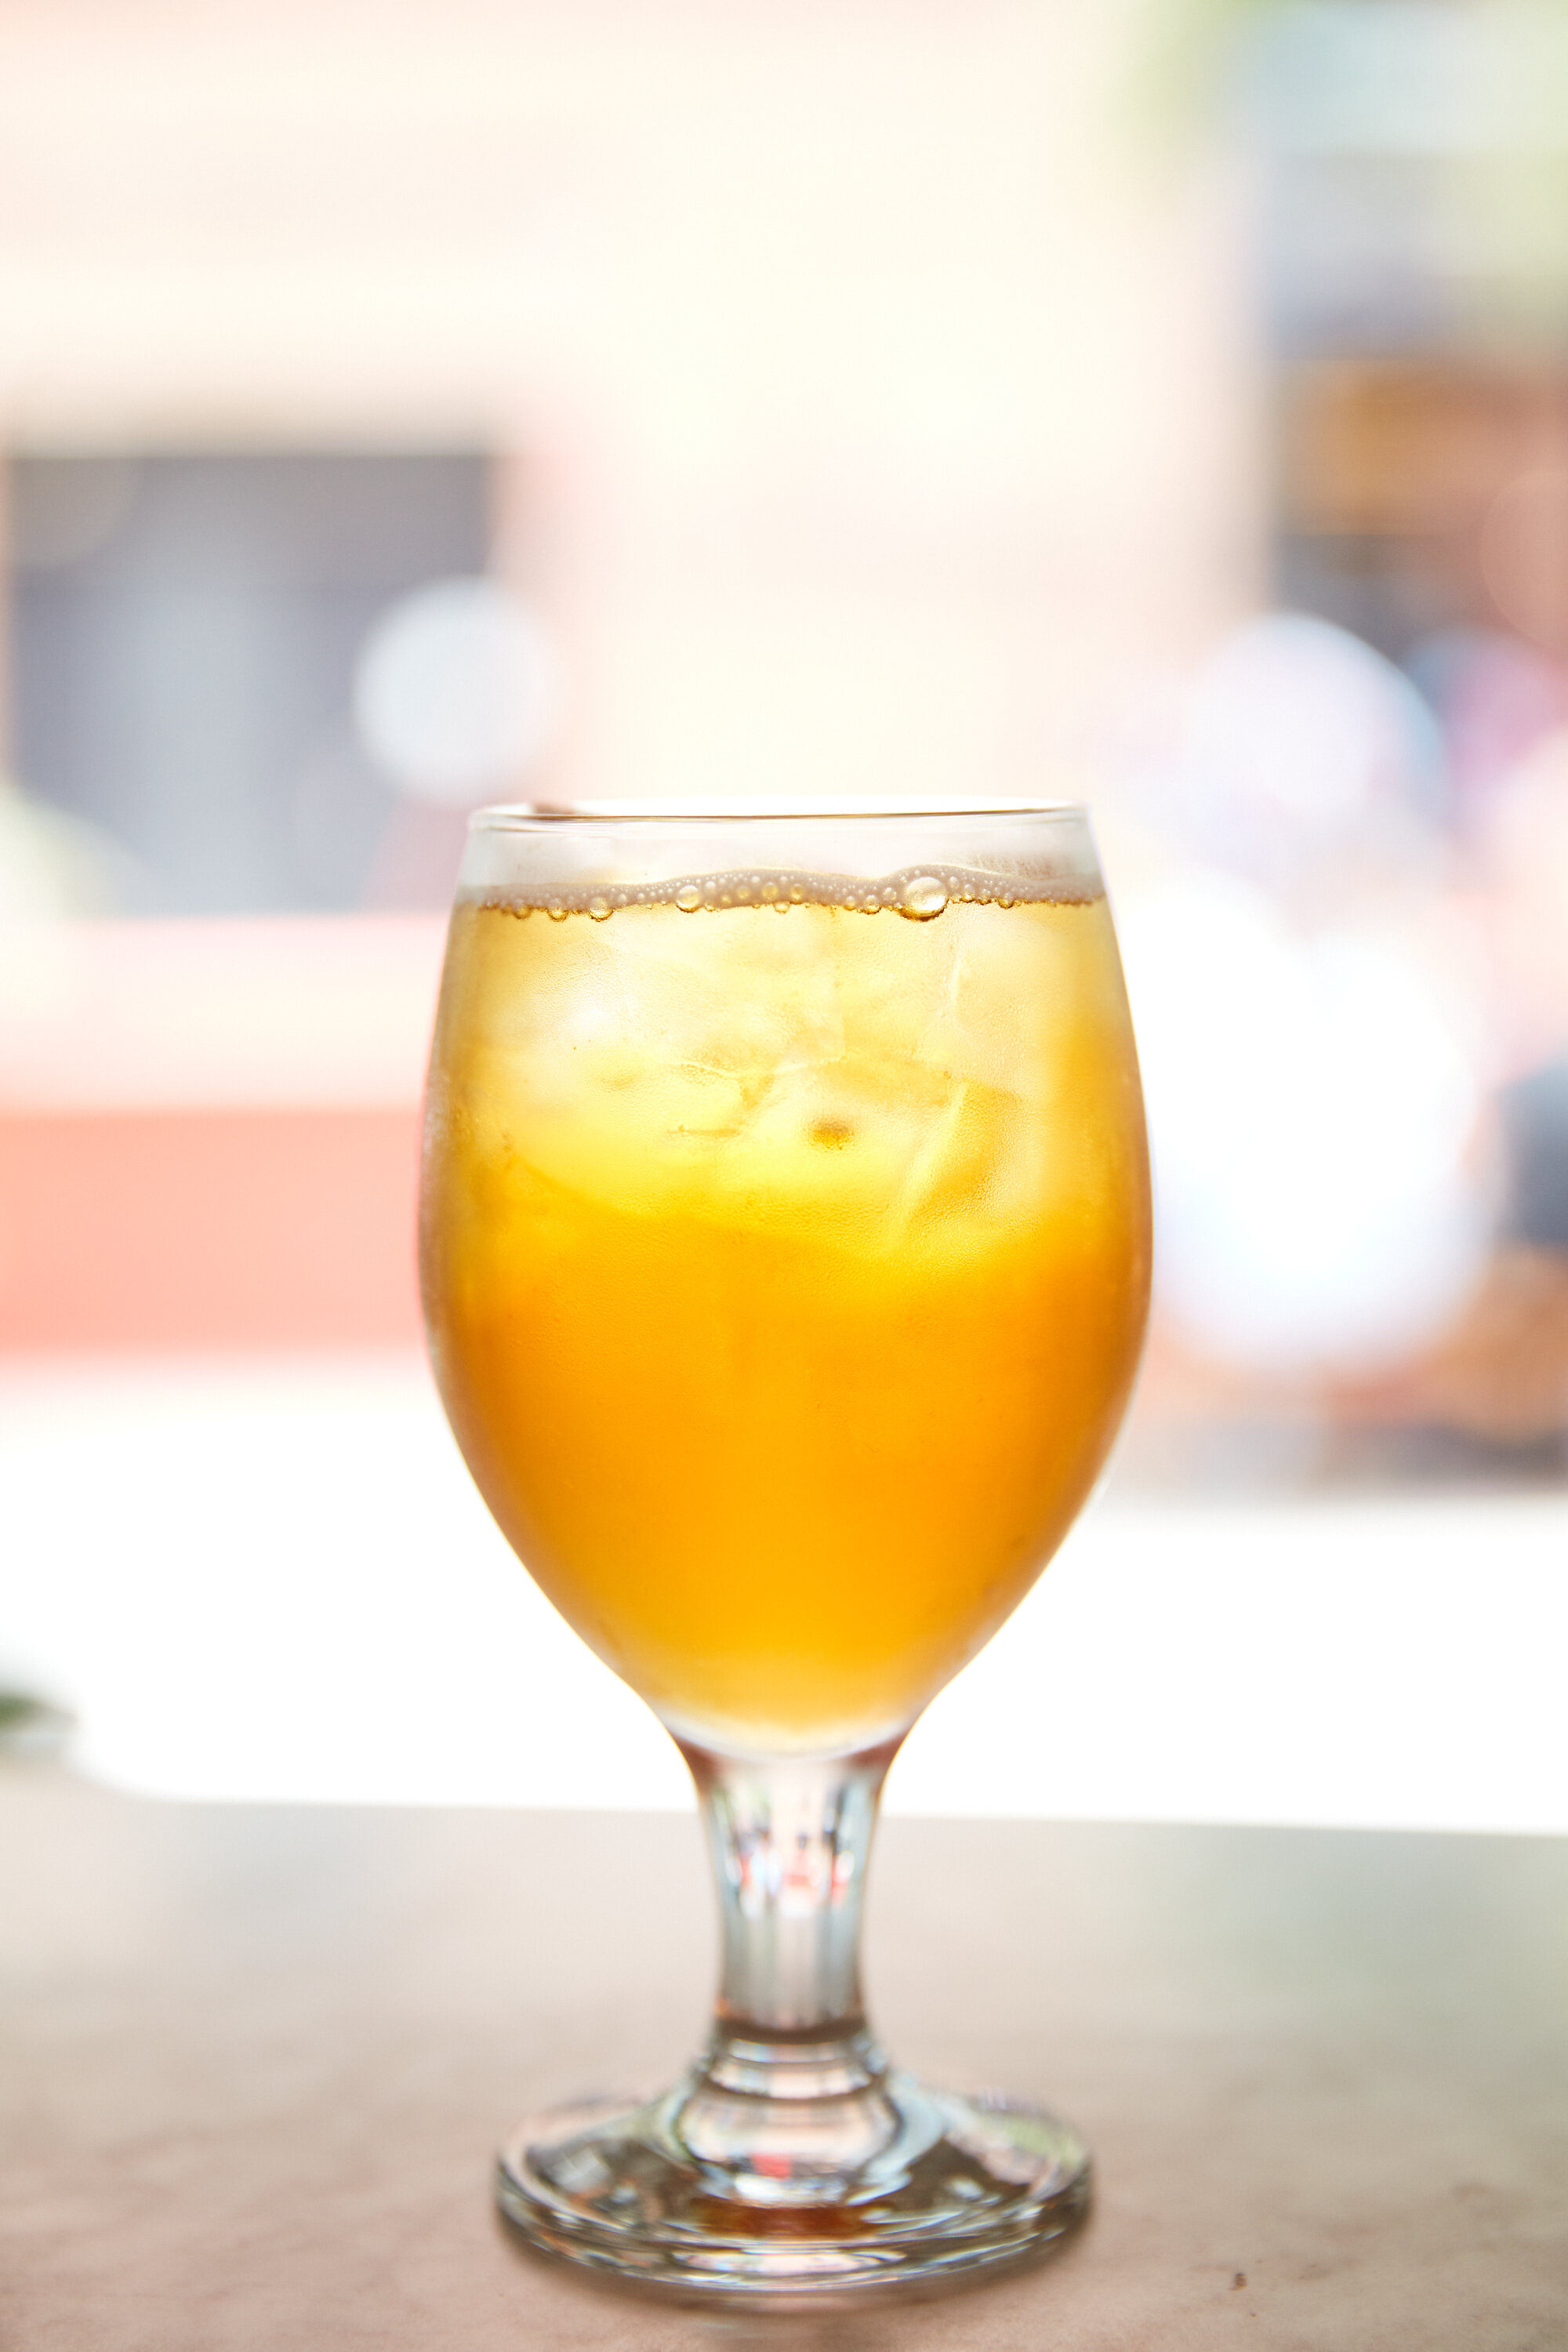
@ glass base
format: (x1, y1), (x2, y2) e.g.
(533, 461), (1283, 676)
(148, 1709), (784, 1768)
(495, 2060), (1091, 2299)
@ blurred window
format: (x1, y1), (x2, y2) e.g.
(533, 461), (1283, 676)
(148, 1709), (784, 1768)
(5, 450), (492, 914)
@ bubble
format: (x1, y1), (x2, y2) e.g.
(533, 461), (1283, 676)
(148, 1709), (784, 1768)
(898, 874), (948, 921)
(472, 859), (1098, 920)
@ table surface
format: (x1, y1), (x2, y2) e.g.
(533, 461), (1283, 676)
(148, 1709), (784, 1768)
(2, 1772), (1566, 2350)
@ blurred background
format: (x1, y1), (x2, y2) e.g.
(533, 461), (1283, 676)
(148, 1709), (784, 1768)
(1, 0), (1564, 1828)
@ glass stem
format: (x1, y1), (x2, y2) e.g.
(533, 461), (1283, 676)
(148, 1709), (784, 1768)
(678, 1739), (900, 2113)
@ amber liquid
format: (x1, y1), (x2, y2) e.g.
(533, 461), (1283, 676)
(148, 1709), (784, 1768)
(420, 877), (1150, 1755)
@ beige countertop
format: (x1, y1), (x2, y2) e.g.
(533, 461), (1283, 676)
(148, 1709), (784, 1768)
(2, 1772), (1566, 2348)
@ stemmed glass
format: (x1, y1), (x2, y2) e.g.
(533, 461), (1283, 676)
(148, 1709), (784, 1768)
(419, 802), (1149, 2296)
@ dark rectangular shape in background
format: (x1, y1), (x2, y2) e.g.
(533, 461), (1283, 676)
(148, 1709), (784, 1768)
(8, 450), (490, 914)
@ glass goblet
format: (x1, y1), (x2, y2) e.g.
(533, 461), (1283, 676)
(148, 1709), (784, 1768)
(419, 802), (1150, 2297)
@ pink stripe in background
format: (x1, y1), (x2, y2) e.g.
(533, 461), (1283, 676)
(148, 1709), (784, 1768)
(0, 916), (444, 1349)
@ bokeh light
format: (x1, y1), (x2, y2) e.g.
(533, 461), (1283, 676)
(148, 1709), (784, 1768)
(354, 577), (557, 808)
(1171, 614), (1443, 886)
(1121, 866), (1486, 1371)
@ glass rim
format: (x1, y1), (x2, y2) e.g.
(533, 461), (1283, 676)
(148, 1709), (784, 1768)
(468, 797), (1088, 829)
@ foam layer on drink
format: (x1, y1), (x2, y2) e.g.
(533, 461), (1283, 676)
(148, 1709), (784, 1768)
(466, 861), (1101, 923)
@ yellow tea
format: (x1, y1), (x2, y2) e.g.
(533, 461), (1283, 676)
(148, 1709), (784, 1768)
(420, 869), (1149, 1754)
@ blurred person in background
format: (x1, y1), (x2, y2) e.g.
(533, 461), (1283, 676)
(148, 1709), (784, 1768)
(1096, 0), (1568, 1484)
(1108, 603), (1568, 1476)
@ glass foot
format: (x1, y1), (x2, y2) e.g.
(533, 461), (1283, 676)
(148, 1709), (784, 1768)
(495, 2058), (1091, 2299)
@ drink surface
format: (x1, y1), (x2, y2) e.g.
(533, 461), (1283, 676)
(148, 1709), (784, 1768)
(420, 869), (1150, 1755)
